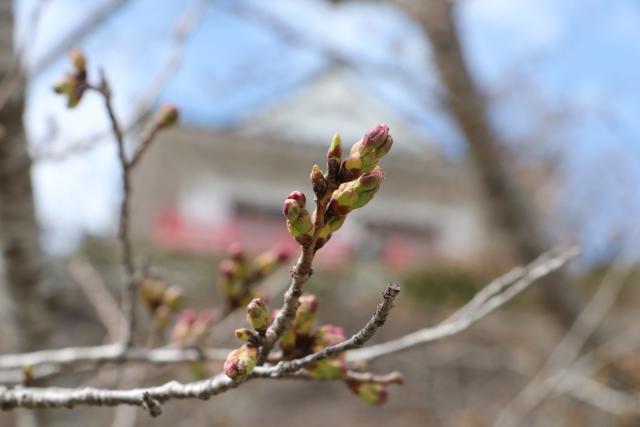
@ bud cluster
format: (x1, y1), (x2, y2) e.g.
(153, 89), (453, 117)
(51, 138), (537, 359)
(283, 124), (392, 249)
(138, 277), (184, 329)
(218, 244), (290, 311)
(224, 297), (272, 380)
(283, 191), (314, 246)
(53, 48), (88, 108)
(170, 308), (216, 347)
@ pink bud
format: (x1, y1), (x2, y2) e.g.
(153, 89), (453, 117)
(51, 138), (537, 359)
(287, 191), (306, 208)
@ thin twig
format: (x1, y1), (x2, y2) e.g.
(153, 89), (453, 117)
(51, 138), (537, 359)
(346, 247), (579, 362)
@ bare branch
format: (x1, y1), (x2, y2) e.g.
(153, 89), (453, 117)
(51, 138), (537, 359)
(346, 247), (579, 363)
(262, 283), (400, 376)
(0, 345), (231, 372)
(68, 259), (125, 342)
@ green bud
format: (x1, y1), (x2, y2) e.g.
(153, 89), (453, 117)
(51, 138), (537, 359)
(327, 133), (343, 163)
(293, 294), (318, 336)
(346, 381), (388, 405)
(223, 344), (258, 380)
(283, 192), (314, 243)
(253, 247), (291, 277)
(332, 181), (359, 210)
(339, 124), (392, 182)
(234, 328), (255, 342)
(246, 298), (271, 332)
(307, 358), (347, 380)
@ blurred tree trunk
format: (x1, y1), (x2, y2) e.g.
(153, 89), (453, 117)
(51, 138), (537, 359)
(412, 0), (583, 329)
(0, 4), (51, 354)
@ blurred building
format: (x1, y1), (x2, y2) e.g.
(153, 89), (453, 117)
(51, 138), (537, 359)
(130, 69), (491, 268)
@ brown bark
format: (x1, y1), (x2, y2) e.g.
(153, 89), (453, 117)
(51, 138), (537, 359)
(0, 6), (51, 353)
(413, 0), (583, 329)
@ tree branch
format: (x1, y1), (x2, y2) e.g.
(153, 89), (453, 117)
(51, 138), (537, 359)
(346, 247), (579, 362)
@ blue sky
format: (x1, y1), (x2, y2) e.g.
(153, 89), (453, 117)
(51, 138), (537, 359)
(15, 0), (640, 263)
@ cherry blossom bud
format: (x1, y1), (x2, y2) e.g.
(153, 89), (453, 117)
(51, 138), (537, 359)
(154, 104), (179, 129)
(327, 133), (343, 179)
(339, 124), (392, 181)
(287, 191), (306, 209)
(224, 344), (258, 381)
(307, 358), (347, 380)
(246, 298), (271, 332)
(234, 328), (255, 342)
(283, 192), (314, 244)
(346, 381), (388, 405)
(310, 164), (327, 196)
(293, 294), (318, 336)
(313, 324), (346, 351)
(69, 47), (86, 73)
(162, 285), (184, 310)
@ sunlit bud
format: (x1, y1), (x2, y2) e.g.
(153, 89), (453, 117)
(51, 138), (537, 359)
(307, 358), (347, 380)
(374, 134), (393, 159)
(313, 324), (346, 351)
(310, 164), (327, 197)
(154, 104), (179, 129)
(351, 167), (384, 209)
(339, 124), (392, 181)
(283, 193), (314, 243)
(234, 328), (255, 343)
(293, 294), (318, 336)
(346, 381), (388, 405)
(69, 47), (86, 73)
(223, 344), (258, 381)
(246, 298), (271, 332)
(360, 123), (389, 153)
(332, 181), (359, 210)
(327, 133), (343, 164)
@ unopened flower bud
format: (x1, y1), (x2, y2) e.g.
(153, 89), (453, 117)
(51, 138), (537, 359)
(154, 104), (179, 129)
(327, 133), (342, 167)
(346, 381), (388, 405)
(283, 192), (314, 244)
(310, 164), (327, 197)
(292, 294), (318, 336)
(69, 47), (86, 73)
(307, 358), (347, 380)
(223, 344), (258, 381)
(287, 191), (306, 208)
(360, 123), (389, 153)
(253, 246), (290, 277)
(234, 328), (255, 342)
(339, 124), (392, 181)
(162, 285), (184, 310)
(313, 324), (346, 351)
(171, 308), (197, 344)
(246, 298), (271, 332)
